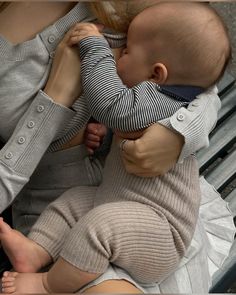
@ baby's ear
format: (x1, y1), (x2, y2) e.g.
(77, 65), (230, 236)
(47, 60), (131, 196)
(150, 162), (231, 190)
(150, 63), (168, 84)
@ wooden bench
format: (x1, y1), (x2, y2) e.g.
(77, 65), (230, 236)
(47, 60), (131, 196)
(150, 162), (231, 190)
(197, 72), (236, 293)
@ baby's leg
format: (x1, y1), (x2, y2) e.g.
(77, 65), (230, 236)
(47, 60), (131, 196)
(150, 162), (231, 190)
(1, 259), (100, 293)
(0, 218), (50, 273)
(28, 186), (97, 262)
(0, 186), (96, 273)
(2, 201), (180, 293)
(54, 201), (180, 290)
(1, 271), (47, 294)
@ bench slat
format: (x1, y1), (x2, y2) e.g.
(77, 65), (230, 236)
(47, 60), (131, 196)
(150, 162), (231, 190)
(218, 85), (236, 122)
(225, 189), (236, 217)
(217, 72), (235, 94)
(210, 239), (236, 293)
(198, 113), (236, 170)
(205, 148), (236, 191)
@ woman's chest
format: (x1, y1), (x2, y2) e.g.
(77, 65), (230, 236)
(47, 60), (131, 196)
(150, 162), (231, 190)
(0, 2), (75, 44)
(0, 48), (51, 141)
(0, 3), (77, 141)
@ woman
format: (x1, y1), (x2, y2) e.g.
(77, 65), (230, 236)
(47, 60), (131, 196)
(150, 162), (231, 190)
(0, 1), (235, 293)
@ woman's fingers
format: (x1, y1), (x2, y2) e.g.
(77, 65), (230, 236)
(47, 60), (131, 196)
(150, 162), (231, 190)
(117, 138), (153, 176)
(116, 124), (184, 177)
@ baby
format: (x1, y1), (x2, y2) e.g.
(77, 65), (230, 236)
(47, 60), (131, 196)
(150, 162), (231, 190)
(1, 2), (230, 294)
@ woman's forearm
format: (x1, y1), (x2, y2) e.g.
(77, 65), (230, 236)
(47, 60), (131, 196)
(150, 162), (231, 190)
(119, 87), (220, 176)
(0, 90), (74, 213)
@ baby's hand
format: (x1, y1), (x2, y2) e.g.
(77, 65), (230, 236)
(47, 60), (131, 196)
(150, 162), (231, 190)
(68, 23), (104, 46)
(84, 122), (107, 155)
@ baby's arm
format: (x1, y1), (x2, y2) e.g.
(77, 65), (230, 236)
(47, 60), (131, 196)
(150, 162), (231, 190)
(70, 23), (187, 132)
(71, 23), (220, 169)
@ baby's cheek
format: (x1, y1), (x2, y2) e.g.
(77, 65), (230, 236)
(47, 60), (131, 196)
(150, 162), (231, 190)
(116, 60), (124, 77)
(117, 57), (130, 78)
(112, 47), (124, 62)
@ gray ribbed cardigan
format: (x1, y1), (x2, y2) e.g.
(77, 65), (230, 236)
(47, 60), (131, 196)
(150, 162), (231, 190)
(0, 2), (220, 215)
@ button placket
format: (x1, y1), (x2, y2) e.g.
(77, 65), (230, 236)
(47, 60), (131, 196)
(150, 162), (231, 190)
(37, 105), (45, 113)
(27, 121), (35, 128)
(177, 113), (185, 121)
(48, 35), (56, 44)
(17, 137), (26, 144)
(49, 51), (55, 58)
(5, 152), (13, 160)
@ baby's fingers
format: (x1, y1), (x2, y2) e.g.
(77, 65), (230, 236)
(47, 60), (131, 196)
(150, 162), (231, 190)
(68, 35), (82, 46)
(68, 23), (104, 46)
(73, 22), (103, 32)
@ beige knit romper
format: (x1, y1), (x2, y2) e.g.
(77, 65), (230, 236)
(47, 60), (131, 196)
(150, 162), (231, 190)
(29, 138), (201, 284)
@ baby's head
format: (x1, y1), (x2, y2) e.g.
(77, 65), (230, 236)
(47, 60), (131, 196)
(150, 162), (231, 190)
(117, 2), (231, 88)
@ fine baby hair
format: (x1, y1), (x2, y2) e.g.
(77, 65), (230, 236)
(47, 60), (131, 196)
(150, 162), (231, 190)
(90, 1), (231, 88)
(133, 2), (231, 88)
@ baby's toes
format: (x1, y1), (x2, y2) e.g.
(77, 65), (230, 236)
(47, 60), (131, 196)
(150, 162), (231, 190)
(2, 285), (16, 294)
(2, 275), (16, 283)
(2, 279), (15, 288)
(3, 272), (18, 278)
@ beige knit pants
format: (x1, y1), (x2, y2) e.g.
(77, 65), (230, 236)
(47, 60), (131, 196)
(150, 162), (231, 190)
(29, 186), (180, 283)
(29, 140), (200, 284)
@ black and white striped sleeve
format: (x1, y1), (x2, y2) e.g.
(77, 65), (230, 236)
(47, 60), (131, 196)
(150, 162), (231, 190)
(79, 37), (185, 132)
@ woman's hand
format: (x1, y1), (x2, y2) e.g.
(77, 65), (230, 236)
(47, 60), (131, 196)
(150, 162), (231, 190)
(116, 123), (184, 177)
(44, 27), (82, 107)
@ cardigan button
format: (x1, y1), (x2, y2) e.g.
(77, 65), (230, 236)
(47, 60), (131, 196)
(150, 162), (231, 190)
(48, 35), (56, 44)
(27, 121), (35, 128)
(177, 113), (185, 121)
(17, 137), (26, 144)
(5, 152), (13, 159)
(37, 105), (45, 113)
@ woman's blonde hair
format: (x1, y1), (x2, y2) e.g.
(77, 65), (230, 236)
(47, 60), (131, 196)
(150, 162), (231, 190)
(0, 1), (159, 32)
(89, 1), (160, 33)
(0, 2), (10, 12)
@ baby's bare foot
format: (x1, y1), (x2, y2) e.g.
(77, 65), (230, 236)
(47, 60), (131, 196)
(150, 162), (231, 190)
(0, 218), (51, 272)
(1, 271), (48, 294)
(1, 272), (18, 293)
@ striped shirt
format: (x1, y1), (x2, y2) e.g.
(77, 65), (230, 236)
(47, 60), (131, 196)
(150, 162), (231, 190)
(78, 36), (204, 132)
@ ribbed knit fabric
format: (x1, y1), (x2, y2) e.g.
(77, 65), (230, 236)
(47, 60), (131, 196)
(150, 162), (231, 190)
(0, 2), (235, 292)
(29, 186), (97, 258)
(29, 138), (200, 283)
(0, 1), (222, 221)
(28, 26), (202, 284)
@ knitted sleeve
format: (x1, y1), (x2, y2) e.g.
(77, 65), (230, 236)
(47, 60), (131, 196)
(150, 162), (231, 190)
(0, 90), (75, 213)
(160, 86), (221, 162)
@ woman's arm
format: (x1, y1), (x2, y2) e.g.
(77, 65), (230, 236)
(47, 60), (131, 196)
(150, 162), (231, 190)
(0, 29), (82, 213)
(118, 86), (220, 176)
(0, 91), (74, 213)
